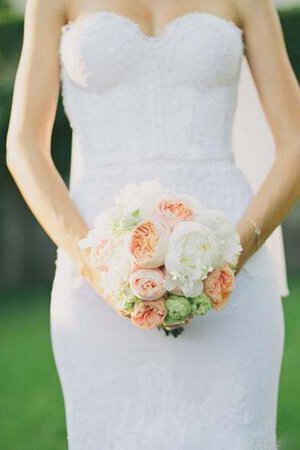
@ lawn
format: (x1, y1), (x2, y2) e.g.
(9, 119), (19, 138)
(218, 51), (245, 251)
(0, 277), (299, 450)
(277, 275), (300, 450)
(0, 288), (66, 450)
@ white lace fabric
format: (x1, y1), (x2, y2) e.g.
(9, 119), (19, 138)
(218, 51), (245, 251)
(50, 12), (284, 449)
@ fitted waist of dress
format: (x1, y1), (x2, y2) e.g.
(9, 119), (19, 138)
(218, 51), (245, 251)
(68, 148), (246, 195)
(68, 151), (253, 228)
(70, 138), (237, 174)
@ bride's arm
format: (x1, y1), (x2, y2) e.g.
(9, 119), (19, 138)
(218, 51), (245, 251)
(6, 0), (99, 290)
(234, 0), (300, 272)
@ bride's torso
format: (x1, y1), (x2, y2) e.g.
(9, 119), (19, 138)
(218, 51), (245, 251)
(59, 11), (253, 227)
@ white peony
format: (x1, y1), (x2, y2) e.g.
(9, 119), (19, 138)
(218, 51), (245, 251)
(79, 210), (113, 250)
(100, 235), (135, 298)
(164, 221), (221, 297)
(78, 211), (115, 270)
(198, 209), (243, 267)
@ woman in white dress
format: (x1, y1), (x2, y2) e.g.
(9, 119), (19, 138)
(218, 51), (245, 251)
(6, 0), (300, 448)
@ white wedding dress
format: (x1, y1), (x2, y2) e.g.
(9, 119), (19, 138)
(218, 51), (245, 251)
(50, 11), (285, 450)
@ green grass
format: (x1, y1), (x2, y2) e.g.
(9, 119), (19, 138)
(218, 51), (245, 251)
(0, 278), (299, 450)
(277, 275), (300, 450)
(0, 289), (66, 450)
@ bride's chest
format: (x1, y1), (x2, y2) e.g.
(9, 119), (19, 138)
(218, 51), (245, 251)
(59, 12), (244, 93)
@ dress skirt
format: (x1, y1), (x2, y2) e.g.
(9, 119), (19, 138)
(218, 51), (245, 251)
(50, 159), (285, 450)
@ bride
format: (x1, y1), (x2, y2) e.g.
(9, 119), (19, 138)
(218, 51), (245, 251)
(6, 0), (300, 448)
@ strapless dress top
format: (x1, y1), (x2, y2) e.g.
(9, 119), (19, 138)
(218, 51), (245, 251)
(59, 11), (245, 166)
(58, 12), (252, 230)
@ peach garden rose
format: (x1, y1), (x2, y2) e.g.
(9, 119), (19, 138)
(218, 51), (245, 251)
(203, 264), (235, 311)
(128, 218), (169, 268)
(131, 298), (167, 329)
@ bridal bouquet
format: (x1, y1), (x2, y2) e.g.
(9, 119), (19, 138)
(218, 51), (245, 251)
(79, 180), (243, 337)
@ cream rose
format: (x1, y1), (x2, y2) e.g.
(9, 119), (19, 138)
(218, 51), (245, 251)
(129, 268), (167, 301)
(203, 264), (235, 311)
(156, 196), (198, 230)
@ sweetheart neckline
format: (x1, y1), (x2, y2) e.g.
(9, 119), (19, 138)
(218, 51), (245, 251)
(61, 10), (244, 44)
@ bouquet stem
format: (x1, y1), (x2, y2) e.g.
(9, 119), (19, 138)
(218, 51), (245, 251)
(161, 326), (185, 338)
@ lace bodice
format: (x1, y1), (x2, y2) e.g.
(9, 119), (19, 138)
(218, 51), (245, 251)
(59, 11), (245, 171)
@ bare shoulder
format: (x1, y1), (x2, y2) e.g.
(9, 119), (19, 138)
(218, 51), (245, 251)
(233, 0), (281, 31)
(234, 0), (273, 15)
(24, 0), (68, 27)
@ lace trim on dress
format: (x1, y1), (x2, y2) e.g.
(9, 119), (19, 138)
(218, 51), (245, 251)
(61, 10), (244, 43)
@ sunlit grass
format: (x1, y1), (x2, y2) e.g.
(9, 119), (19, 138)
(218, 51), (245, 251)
(277, 275), (300, 450)
(0, 288), (66, 450)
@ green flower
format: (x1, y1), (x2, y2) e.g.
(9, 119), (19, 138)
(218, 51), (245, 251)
(117, 284), (141, 314)
(112, 208), (141, 235)
(165, 294), (192, 322)
(190, 293), (212, 316)
(163, 315), (187, 327)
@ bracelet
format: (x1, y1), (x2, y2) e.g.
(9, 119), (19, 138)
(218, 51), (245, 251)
(246, 217), (262, 248)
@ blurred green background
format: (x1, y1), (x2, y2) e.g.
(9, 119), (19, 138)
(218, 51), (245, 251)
(0, 1), (299, 449)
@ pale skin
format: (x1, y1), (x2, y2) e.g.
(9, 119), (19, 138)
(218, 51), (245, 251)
(6, 0), (300, 298)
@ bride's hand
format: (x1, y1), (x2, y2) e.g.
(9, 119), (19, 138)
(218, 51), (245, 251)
(78, 247), (120, 311)
(80, 264), (103, 296)
(78, 249), (105, 297)
(235, 220), (260, 275)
